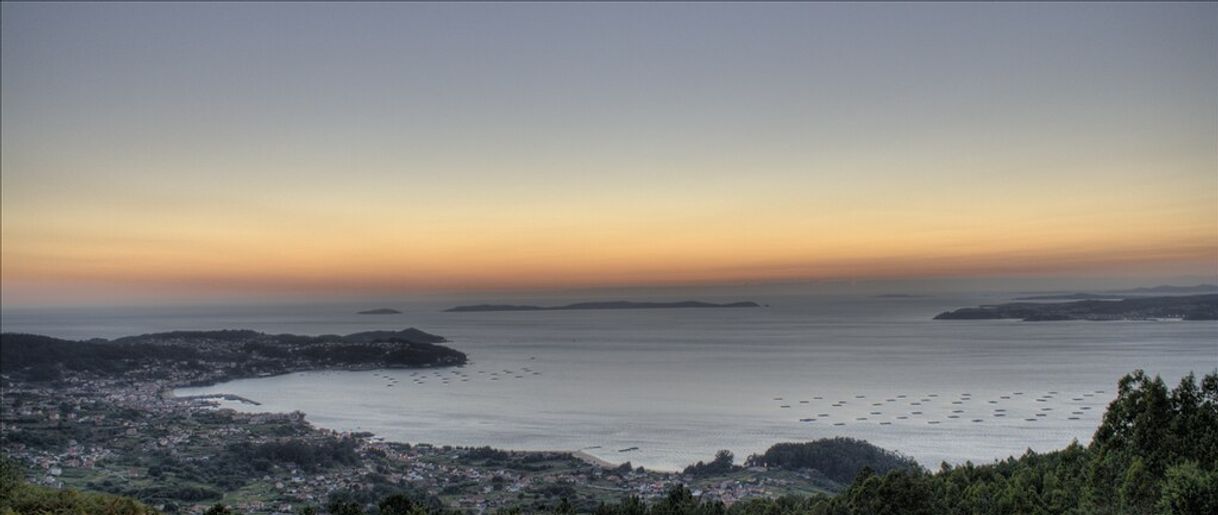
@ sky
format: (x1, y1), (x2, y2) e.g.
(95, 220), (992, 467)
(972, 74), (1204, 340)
(2, 2), (1216, 306)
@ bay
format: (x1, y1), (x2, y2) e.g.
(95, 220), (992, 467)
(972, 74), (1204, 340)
(6, 293), (1215, 471)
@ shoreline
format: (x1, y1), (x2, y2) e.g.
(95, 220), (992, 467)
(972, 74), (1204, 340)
(167, 370), (653, 473)
(166, 360), (1130, 474)
(174, 398), (640, 470)
(571, 450), (621, 469)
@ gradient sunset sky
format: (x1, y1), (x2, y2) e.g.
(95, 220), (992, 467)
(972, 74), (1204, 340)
(2, 2), (1216, 305)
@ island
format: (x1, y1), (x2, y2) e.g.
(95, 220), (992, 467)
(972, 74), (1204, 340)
(358, 308), (402, 315)
(1013, 293), (1125, 301)
(445, 300), (761, 313)
(934, 294), (1218, 321)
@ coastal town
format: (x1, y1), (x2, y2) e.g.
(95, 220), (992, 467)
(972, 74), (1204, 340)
(0, 331), (837, 514)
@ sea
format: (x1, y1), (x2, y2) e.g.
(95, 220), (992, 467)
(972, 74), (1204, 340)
(3, 292), (1215, 472)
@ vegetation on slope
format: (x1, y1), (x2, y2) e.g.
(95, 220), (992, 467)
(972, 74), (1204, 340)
(593, 369), (1218, 514)
(743, 438), (920, 484)
(181, 369), (1218, 514)
(0, 455), (159, 515)
(0, 329), (465, 383)
(4, 367), (1214, 513)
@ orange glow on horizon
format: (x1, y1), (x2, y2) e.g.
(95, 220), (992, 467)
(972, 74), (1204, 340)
(4, 195), (1215, 301)
(3, 2), (1215, 305)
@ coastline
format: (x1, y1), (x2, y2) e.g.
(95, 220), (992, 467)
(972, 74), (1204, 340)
(168, 365), (657, 474)
(170, 380), (637, 471)
(169, 380), (623, 460)
(571, 451), (620, 469)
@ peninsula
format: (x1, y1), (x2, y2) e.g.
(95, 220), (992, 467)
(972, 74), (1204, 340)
(0, 328), (465, 386)
(934, 294), (1218, 321)
(445, 300), (761, 313)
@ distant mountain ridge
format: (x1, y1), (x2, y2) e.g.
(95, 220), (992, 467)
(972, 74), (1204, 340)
(1016, 284), (1218, 300)
(935, 294), (1218, 321)
(1116, 284), (1218, 294)
(445, 300), (761, 313)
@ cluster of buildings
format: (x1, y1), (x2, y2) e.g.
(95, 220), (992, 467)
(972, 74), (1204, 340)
(2, 352), (817, 514)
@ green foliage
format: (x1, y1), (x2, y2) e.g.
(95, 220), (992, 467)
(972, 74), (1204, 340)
(465, 446), (512, 463)
(7, 364), (1213, 515)
(0, 457), (24, 506)
(321, 369), (1218, 515)
(202, 504), (233, 515)
(327, 485), (448, 515)
(0, 330), (464, 382)
(1157, 462), (1218, 514)
(814, 369), (1218, 515)
(0, 333), (202, 380)
(682, 450), (739, 477)
(744, 437), (921, 484)
(326, 490), (365, 515)
(379, 493), (426, 515)
(649, 485), (725, 515)
(554, 497), (576, 514)
(591, 369), (1218, 515)
(0, 454), (159, 515)
(228, 437), (361, 473)
(1119, 457), (1158, 513)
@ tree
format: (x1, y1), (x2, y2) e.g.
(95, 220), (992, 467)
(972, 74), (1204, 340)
(1119, 457), (1159, 513)
(327, 498), (363, 515)
(0, 454), (158, 515)
(378, 493), (419, 515)
(554, 497), (575, 514)
(1157, 462), (1218, 515)
(0, 455), (22, 503)
(683, 450), (739, 476)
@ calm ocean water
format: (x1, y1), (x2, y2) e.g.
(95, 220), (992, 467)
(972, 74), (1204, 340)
(5, 293), (1216, 471)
